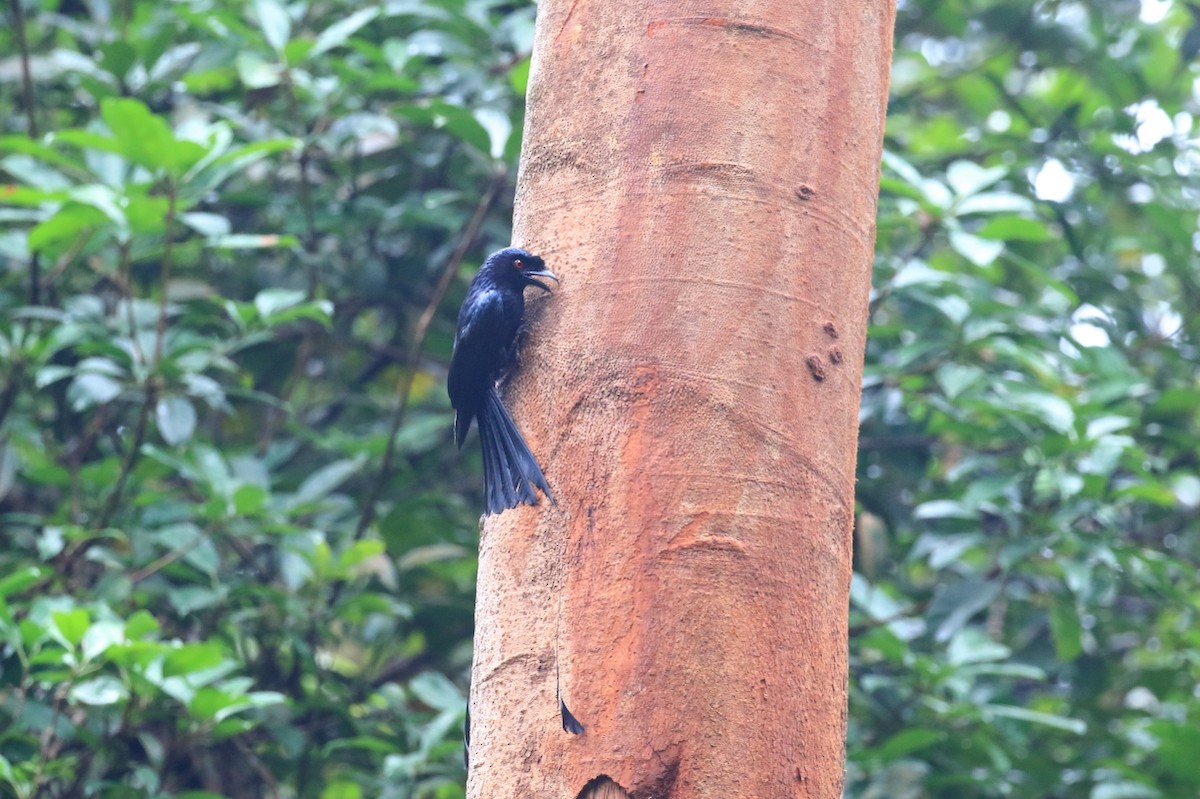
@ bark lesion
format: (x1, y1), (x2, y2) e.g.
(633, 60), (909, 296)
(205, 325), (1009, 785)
(573, 749), (680, 799)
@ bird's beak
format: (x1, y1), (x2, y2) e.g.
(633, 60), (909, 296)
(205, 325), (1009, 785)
(524, 269), (559, 293)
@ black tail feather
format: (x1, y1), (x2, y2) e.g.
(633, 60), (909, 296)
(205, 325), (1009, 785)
(560, 698), (585, 734)
(478, 407), (517, 513)
(477, 386), (552, 515)
(488, 396), (541, 508)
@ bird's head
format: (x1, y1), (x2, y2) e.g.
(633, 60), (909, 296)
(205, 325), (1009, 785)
(484, 247), (559, 293)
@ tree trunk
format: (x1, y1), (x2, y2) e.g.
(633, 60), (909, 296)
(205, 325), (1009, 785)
(468, 2), (895, 797)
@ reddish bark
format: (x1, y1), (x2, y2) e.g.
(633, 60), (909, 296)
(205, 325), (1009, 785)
(469, 2), (895, 797)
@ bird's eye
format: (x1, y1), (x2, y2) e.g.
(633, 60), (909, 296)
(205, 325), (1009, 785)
(513, 259), (523, 270)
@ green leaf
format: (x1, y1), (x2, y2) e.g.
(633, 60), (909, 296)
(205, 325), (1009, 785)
(509, 57), (531, 95)
(0, 135), (88, 175)
(874, 728), (945, 760)
(1048, 600), (1083, 661)
(163, 642), (226, 676)
(409, 671), (463, 712)
(930, 578), (1000, 642)
(70, 675), (128, 706)
(1002, 385), (1076, 435)
(124, 194), (171, 235)
(1148, 721), (1200, 784)
(98, 40), (138, 80)
(975, 215), (1052, 242)
(100, 97), (206, 174)
(236, 51), (284, 89)
(955, 191), (1034, 216)
(949, 230), (1004, 266)
(68, 184), (126, 227)
(67, 373), (123, 410)
(935, 363), (984, 399)
(323, 782), (363, 799)
(1085, 415), (1132, 439)
(259, 299), (334, 328)
(233, 483), (269, 515)
(254, 288), (307, 318)
(984, 704), (1086, 734)
(472, 107), (512, 161)
(156, 395), (198, 446)
(292, 456), (367, 506)
(82, 620), (125, 661)
(396, 102), (492, 155)
(53, 608), (90, 647)
(946, 160), (1007, 196)
(180, 212), (232, 237)
(52, 129), (125, 157)
(947, 627), (1010, 665)
(0, 566), (45, 599)
(310, 8), (379, 57)
(881, 149), (924, 188)
(2, 152), (73, 190)
(337, 539), (385, 571)
(1090, 782), (1160, 799)
(125, 610), (160, 639)
(253, 0), (292, 55)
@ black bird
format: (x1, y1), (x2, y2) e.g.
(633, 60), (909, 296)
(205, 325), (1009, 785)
(448, 247), (557, 515)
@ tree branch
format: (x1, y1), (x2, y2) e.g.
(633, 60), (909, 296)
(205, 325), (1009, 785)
(8, 0), (43, 306)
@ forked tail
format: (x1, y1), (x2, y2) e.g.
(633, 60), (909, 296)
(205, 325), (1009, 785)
(477, 386), (553, 515)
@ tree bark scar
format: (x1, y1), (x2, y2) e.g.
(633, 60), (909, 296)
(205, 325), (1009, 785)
(556, 0), (583, 44)
(646, 16), (815, 46)
(634, 754), (681, 799)
(805, 355), (827, 381)
(823, 321), (839, 339)
(576, 775), (631, 799)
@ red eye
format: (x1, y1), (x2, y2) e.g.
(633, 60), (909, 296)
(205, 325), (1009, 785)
(514, 259), (523, 270)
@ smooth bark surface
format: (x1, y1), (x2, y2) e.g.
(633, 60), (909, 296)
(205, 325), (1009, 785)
(469, 2), (895, 797)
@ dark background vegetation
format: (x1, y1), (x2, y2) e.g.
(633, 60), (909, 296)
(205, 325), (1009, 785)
(1, 0), (1197, 797)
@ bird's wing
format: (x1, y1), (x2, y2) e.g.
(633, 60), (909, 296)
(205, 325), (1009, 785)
(448, 288), (507, 415)
(454, 288), (506, 352)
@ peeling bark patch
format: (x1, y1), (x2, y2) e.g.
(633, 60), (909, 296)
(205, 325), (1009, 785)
(795, 184), (815, 201)
(823, 321), (839, 339)
(577, 776), (631, 799)
(805, 355), (827, 381)
(828, 347), (843, 365)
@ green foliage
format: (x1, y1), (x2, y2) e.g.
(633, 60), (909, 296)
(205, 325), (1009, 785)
(0, 0), (532, 795)
(853, 2), (1200, 797)
(1, 1), (1197, 798)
